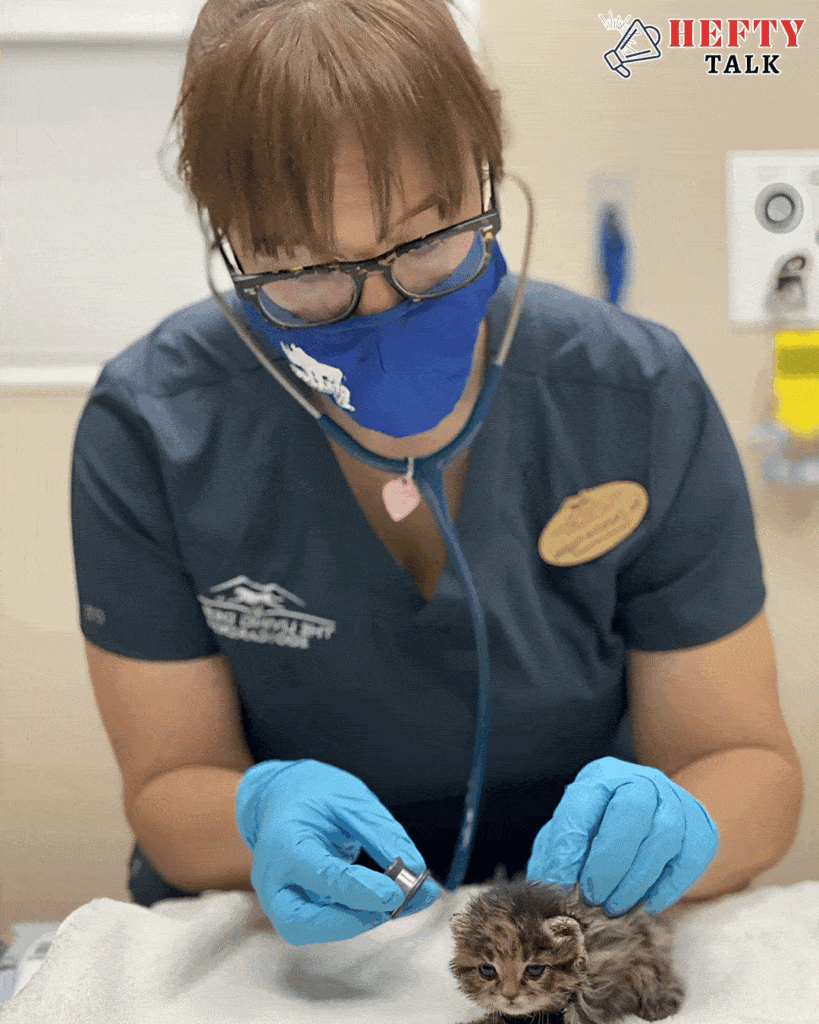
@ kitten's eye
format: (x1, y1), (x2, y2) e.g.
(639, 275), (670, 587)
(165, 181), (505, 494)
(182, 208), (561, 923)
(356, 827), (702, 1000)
(526, 965), (546, 978)
(478, 964), (497, 979)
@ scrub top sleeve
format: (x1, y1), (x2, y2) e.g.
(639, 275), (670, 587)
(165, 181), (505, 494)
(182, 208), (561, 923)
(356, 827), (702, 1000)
(614, 339), (766, 652)
(70, 372), (220, 661)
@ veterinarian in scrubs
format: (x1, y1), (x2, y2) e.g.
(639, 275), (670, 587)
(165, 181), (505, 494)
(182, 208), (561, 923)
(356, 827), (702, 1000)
(71, 0), (803, 946)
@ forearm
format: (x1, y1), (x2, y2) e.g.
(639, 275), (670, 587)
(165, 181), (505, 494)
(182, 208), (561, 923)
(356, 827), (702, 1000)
(127, 766), (254, 893)
(670, 746), (803, 904)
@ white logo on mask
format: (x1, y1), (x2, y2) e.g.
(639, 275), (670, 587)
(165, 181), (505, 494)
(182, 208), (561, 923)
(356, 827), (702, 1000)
(281, 342), (355, 412)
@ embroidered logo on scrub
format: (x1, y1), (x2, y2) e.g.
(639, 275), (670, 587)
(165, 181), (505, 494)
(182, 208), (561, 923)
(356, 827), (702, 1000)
(538, 481), (649, 567)
(197, 576), (336, 649)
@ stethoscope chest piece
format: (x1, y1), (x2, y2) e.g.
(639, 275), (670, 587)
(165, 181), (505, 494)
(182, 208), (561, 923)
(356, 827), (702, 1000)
(385, 857), (433, 919)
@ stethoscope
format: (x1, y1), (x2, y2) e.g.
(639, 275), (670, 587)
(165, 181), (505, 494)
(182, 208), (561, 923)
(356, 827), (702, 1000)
(202, 172), (536, 907)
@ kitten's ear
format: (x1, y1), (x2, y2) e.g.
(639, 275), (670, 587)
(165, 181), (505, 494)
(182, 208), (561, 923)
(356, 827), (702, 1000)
(541, 915), (585, 954)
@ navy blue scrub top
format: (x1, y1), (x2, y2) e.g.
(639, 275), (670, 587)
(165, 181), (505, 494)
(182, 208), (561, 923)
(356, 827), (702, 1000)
(71, 274), (766, 901)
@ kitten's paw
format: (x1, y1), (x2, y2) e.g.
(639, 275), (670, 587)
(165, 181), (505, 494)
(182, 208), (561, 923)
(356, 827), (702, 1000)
(636, 975), (685, 1021)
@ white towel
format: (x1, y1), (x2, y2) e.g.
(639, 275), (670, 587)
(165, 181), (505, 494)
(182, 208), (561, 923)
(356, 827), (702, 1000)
(2, 881), (819, 1023)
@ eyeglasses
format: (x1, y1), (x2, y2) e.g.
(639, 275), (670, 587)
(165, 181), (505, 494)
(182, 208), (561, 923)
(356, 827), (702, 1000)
(216, 174), (501, 330)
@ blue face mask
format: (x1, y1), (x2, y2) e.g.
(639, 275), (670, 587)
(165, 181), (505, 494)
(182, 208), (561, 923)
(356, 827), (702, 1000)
(239, 242), (508, 438)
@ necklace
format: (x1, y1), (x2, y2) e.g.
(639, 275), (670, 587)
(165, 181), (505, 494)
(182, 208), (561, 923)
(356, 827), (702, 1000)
(382, 458), (421, 521)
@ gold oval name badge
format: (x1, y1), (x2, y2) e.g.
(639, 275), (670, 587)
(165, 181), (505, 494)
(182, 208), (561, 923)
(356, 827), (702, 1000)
(538, 481), (649, 567)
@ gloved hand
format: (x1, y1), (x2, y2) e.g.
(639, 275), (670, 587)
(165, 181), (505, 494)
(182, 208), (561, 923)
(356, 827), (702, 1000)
(526, 757), (719, 916)
(235, 759), (439, 945)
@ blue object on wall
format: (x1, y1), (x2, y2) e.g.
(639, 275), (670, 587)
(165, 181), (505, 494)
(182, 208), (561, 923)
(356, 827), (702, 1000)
(747, 417), (819, 486)
(599, 203), (629, 306)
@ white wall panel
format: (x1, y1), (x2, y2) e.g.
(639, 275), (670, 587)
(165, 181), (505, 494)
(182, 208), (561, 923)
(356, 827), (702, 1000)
(2, 46), (226, 374)
(3, 1), (204, 40)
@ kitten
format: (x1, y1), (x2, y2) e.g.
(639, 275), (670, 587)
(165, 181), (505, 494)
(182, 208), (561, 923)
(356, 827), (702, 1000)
(448, 878), (685, 1024)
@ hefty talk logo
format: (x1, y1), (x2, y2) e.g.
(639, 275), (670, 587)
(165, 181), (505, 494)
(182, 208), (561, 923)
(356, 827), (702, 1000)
(599, 14), (805, 78)
(669, 19), (804, 74)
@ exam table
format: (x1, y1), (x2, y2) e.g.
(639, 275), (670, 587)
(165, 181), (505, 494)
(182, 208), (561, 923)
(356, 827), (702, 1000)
(1, 880), (818, 1022)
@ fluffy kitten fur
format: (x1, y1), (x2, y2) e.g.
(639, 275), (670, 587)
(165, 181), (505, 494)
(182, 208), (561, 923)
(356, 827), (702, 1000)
(448, 878), (685, 1024)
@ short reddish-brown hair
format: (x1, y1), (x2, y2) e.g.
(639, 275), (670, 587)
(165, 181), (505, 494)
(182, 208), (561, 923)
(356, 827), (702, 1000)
(172, 0), (509, 261)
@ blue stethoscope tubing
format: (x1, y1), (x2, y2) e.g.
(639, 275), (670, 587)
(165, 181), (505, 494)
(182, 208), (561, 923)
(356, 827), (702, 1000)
(204, 171), (537, 893)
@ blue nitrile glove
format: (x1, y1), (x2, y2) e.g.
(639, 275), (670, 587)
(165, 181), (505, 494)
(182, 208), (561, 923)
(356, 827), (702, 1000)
(526, 757), (719, 916)
(236, 759), (439, 945)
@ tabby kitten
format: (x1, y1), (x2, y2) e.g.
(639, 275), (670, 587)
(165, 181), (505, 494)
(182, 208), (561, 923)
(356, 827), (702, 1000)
(449, 879), (685, 1024)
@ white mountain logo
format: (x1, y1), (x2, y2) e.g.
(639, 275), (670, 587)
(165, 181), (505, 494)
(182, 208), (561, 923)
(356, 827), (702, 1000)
(197, 576), (336, 649)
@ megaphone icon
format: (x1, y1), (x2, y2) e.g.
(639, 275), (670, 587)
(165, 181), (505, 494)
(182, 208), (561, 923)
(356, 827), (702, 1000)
(604, 19), (662, 78)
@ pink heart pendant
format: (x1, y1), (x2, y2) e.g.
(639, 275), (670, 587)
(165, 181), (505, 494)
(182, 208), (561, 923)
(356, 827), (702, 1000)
(382, 477), (421, 522)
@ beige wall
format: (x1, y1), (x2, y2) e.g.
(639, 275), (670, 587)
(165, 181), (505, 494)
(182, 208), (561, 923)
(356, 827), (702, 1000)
(2, 1), (818, 942)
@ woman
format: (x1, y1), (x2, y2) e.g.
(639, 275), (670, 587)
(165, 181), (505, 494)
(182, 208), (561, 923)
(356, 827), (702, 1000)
(71, 0), (802, 947)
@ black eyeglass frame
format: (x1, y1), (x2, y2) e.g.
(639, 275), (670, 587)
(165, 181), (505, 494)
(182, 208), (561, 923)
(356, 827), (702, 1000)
(215, 174), (500, 330)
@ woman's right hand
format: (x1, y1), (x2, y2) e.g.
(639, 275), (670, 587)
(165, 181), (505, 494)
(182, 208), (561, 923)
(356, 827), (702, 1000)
(235, 759), (439, 945)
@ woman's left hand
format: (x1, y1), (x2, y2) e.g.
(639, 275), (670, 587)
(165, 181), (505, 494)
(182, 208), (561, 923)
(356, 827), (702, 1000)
(526, 757), (719, 916)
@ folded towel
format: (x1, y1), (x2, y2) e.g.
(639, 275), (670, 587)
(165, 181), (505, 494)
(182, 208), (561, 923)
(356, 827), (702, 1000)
(2, 881), (818, 1023)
